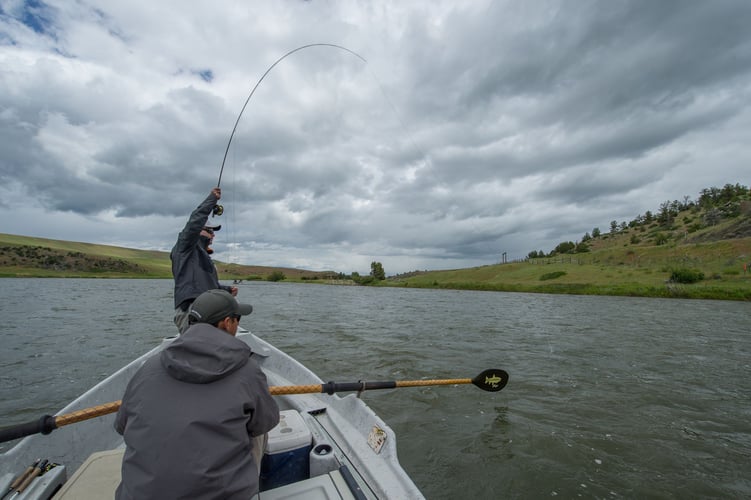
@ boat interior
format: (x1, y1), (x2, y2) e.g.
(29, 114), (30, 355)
(0, 330), (421, 499)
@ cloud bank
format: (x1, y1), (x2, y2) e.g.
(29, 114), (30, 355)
(1, 0), (750, 274)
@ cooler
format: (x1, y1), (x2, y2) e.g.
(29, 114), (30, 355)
(260, 409), (313, 490)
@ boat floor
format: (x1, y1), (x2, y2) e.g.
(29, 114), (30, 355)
(53, 448), (358, 500)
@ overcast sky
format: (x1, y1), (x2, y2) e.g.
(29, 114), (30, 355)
(1, 0), (750, 275)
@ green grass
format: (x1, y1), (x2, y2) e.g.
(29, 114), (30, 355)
(0, 233), (333, 282)
(3, 208), (751, 301)
(385, 226), (751, 300)
(390, 263), (751, 300)
(382, 205), (751, 300)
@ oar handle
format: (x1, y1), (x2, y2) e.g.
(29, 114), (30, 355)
(0, 416), (56, 444)
(0, 401), (123, 444)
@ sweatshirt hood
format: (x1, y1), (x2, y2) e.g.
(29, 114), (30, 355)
(160, 323), (251, 383)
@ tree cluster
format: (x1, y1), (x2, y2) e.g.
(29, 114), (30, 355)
(348, 261), (387, 285)
(526, 183), (750, 258)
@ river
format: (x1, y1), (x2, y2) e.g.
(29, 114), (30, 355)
(0, 279), (749, 499)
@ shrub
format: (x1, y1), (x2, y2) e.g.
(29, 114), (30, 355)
(669, 268), (704, 284)
(654, 232), (669, 245)
(540, 271), (566, 281)
(267, 271), (286, 282)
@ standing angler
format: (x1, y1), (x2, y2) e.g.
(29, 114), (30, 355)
(171, 187), (238, 334)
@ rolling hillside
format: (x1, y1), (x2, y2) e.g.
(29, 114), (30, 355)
(0, 233), (334, 281)
(390, 189), (751, 300)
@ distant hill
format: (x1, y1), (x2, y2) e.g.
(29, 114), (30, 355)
(0, 233), (335, 282)
(389, 184), (751, 301)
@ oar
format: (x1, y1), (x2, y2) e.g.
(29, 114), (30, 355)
(0, 369), (508, 444)
(273, 368), (509, 395)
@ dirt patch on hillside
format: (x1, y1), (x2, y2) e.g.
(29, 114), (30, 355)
(689, 217), (751, 243)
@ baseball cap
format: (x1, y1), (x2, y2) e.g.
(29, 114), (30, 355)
(188, 289), (252, 325)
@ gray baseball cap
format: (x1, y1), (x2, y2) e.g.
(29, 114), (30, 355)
(188, 289), (252, 325)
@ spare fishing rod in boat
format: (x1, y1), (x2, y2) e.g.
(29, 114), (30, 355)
(6, 459), (48, 499)
(212, 43), (367, 217)
(2, 458), (39, 499)
(0, 369), (507, 443)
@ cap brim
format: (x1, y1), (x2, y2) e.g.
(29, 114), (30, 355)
(237, 303), (253, 316)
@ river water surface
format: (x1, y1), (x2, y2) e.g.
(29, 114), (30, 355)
(0, 279), (749, 499)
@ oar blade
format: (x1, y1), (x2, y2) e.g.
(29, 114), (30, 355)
(471, 369), (509, 392)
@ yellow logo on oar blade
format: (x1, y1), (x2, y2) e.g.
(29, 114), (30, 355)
(485, 374), (503, 388)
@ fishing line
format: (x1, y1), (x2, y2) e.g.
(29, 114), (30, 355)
(214, 43), (368, 270)
(215, 42), (428, 271)
(216, 43), (367, 190)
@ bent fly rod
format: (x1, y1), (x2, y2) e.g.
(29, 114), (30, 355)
(212, 43), (367, 217)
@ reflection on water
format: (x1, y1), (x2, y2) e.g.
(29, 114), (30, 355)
(1, 279), (750, 498)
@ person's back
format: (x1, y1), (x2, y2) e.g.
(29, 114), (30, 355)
(115, 291), (279, 499)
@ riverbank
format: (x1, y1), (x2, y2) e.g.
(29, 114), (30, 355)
(2, 232), (750, 300)
(383, 260), (751, 301)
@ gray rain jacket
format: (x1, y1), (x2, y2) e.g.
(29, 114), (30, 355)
(170, 192), (231, 309)
(114, 324), (280, 500)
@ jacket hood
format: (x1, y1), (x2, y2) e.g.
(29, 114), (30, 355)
(160, 323), (251, 383)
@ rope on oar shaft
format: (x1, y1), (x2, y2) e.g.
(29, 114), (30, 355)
(54, 401), (123, 428)
(396, 378), (471, 388)
(270, 384), (323, 395)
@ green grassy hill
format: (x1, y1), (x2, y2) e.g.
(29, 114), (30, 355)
(389, 198), (751, 300)
(0, 233), (334, 282)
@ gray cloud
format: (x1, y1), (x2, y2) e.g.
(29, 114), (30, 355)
(1, 0), (750, 274)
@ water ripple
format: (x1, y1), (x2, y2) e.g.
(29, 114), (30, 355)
(1, 280), (750, 498)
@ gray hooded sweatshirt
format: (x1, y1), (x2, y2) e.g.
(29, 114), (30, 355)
(114, 324), (280, 500)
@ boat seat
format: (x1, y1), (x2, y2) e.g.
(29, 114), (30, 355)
(254, 469), (358, 500)
(52, 449), (123, 500)
(53, 449), (360, 500)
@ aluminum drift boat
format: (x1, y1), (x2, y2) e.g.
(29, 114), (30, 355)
(0, 330), (425, 499)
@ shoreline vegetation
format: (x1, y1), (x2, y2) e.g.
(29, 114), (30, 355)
(1, 184), (750, 301)
(1, 230), (749, 301)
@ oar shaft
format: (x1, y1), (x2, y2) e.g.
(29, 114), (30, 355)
(271, 378), (473, 395)
(0, 370), (506, 443)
